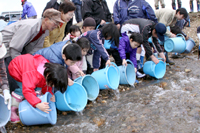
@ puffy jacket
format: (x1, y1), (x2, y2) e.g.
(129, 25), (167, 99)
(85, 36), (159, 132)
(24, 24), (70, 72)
(42, 0), (60, 16)
(72, 0), (82, 5)
(33, 40), (69, 68)
(82, 30), (109, 69)
(21, 1), (37, 19)
(82, 0), (112, 26)
(118, 33), (137, 68)
(8, 54), (53, 107)
(121, 18), (162, 56)
(68, 58), (83, 80)
(113, 0), (158, 25)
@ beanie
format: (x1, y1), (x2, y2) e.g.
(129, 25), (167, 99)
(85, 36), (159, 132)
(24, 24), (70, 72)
(83, 17), (96, 27)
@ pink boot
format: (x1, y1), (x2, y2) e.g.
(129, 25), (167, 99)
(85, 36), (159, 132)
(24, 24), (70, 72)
(10, 106), (20, 123)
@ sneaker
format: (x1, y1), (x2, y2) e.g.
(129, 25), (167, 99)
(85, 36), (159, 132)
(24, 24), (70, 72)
(136, 71), (146, 78)
(166, 60), (175, 65)
(10, 106), (20, 123)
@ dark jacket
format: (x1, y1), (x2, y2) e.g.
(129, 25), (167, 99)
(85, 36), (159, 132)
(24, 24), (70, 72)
(82, 0), (112, 26)
(72, 0), (82, 5)
(42, 0), (60, 16)
(121, 18), (162, 56)
(113, 0), (158, 25)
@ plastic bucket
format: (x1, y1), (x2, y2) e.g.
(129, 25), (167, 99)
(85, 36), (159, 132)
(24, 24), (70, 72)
(74, 75), (99, 101)
(118, 59), (136, 85)
(91, 62), (120, 90)
(55, 83), (87, 112)
(0, 94), (11, 127)
(143, 60), (166, 79)
(184, 38), (196, 53)
(164, 34), (186, 53)
(19, 92), (57, 126)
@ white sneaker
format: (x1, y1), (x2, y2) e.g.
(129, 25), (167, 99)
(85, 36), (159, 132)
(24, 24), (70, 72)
(136, 71), (146, 78)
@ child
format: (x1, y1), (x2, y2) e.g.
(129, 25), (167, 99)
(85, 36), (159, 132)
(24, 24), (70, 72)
(82, 17), (96, 33)
(118, 32), (143, 73)
(82, 23), (119, 71)
(68, 37), (90, 80)
(63, 25), (82, 41)
(8, 54), (69, 123)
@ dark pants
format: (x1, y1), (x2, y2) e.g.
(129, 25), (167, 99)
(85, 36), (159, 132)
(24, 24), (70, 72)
(172, 0), (182, 9)
(4, 56), (19, 92)
(74, 4), (82, 23)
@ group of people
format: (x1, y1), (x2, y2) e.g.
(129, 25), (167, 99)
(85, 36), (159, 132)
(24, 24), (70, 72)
(0, 0), (195, 126)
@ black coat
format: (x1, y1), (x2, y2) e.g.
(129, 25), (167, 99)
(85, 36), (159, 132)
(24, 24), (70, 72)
(42, 0), (60, 16)
(82, 0), (112, 26)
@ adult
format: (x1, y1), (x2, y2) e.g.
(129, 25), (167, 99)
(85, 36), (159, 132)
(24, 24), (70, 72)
(0, 16), (7, 31)
(43, 1), (76, 48)
(82, 0), (112, 27)
(72, 0), (82, 23)
(1, 8), (64, 93)
(113, 0), (157, 29)
(20, 0), (37, 19)
(172, 0), (181, 10)
(190, 0), (200, 12)
(42, 0), (61, 15)
(154, 0), (165, 10)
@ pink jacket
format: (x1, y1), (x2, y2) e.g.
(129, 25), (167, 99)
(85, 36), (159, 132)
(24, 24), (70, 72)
(68, 58), (83, 80)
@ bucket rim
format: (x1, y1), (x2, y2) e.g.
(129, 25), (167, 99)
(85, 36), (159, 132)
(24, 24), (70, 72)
(153, 61), (166, 79)
(0, 94), (11, 127)
(106, 65), (120, 90)
(123, 64), (136, 85)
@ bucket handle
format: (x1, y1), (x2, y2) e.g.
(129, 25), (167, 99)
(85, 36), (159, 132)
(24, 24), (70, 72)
(96, 22), (110, 30)
(176, 34), (185, 41)
(110, 62), (120, 75)
(122, 59), (134, 73)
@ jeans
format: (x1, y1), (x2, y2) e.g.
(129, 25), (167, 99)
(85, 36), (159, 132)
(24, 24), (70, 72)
(172, 0), (182, 9)
(74, 4), (82, 23)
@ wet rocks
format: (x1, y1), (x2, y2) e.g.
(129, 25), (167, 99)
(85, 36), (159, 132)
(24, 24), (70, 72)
(92, 117), (105, 127)
(101, 100), (107, 104)
(185, 69), (191, 73)
(62, 112), (67, 116)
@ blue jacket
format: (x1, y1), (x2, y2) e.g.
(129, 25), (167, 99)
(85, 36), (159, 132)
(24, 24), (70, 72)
(33, 40), (69, 68)
(113, 0), (157, 25)
(118, 33), (137, 68)
(82, 30), (109, 69)
(72, 0), (82, 5)
(21, 1), (37, 19)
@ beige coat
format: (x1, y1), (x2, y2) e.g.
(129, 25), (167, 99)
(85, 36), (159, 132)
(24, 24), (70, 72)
(1, 18), (49, 59)
(155, 8), (177, 37)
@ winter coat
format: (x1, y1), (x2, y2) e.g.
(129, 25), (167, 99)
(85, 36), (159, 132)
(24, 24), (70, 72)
(68, 58), (83, 80)
(72, 0), (82, 5)
(1, 18), (49, 59)
(8, 54), (53, 107)
(113, 0), (158, 25)
(42, 0), (60, 16)
(21, 1), (37, 18)
(121, 18), (162, 57)
(33, 40), (69, 68)
(82, 30), (109, 69)
(118, 33), (137, 68)
(82, 0), (112, 26)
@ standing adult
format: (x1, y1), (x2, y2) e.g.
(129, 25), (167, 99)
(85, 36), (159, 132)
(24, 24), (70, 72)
(154, 0), (165, 10)
(0, 16), (7, 31)
(190, 0), (200, 12)
(82, 0), (112, 27)
(20, 0), (37, 19)
(172, 0), (182, 10)
(72, 0), (82, 23)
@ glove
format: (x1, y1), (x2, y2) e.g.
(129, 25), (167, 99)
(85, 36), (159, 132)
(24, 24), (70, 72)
(3, 89), (11, 110)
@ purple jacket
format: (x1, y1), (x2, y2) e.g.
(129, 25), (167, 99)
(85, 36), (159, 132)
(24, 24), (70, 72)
(21, 1), (37, 19)
(118, 33), (137, 68)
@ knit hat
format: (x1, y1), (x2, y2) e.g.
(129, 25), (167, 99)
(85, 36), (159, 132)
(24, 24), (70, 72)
(83, 17), (96, 27)
(43, 8), (65, 23)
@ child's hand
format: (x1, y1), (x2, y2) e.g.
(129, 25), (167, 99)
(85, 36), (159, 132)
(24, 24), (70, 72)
(159, 52), (166, 62)
(50, 95), (55, 102)
(93, 68), (99, 72)
(105, 59), (111, 67)
(36, 102), (51, 113)
(151, 55), (159, 64)
(122, 59), (127, 66)
(135, 68), (137, 73)
(68, 78), (74, 86)
(79, 71), (85, 77)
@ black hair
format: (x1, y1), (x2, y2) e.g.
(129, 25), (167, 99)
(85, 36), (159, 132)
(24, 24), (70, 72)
(176, 8), (188, 18)
(129, 32), (143, 44)
(0, 16), (5, 20)
(76, 37), (90, 49)
(69, 25), (81, 34)
(59, 1), (76, 14)
(63, 43), (82, 61)
(101, 23), (119, 47)
(44, 63), (68, 93)
(170, 25), (182, 35)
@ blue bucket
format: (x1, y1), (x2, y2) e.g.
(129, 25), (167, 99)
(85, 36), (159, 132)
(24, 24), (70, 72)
(143, 60), (166, 79)
(74, 75), (99, 101)
(118, 59), (136, 85)
(18, 92), (57, 126)
(91, 62), (120, 90)
(55, 83), (87, 112)
(184, 38), (196, 53)
(0, 94), (11, 127)
(164, 34), (186, 53)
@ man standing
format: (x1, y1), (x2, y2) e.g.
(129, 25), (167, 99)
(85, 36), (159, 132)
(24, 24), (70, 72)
(172, 0), (182, 10)
(72, 0), (82, 23)
(20, 0), (37, 19)
(154, 0), (165, 10)
(190, 0), (200, 12)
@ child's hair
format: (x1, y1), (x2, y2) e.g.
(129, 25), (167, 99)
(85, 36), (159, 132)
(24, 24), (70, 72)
(59, 1), (76, 13)
(44, 63), (68, 93)
(63, 43), (82, 61)
(76, 37), (90, 49)
(101, 23), (119, 47)
(176, 8), (188, 18)
(129, 32), (143, 44)
(170, 25), (182, 35)
(69, 25), (81, 34)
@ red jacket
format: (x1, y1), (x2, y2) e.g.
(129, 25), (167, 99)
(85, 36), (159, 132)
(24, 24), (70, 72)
(8, 54), (53, 107)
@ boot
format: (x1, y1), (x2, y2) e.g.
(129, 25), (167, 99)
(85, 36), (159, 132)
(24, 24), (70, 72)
(190, 0), (194, 12)
(10, 92), (23, 123)
(165, 52), (175, 65)
(136, 60), (146, 78)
